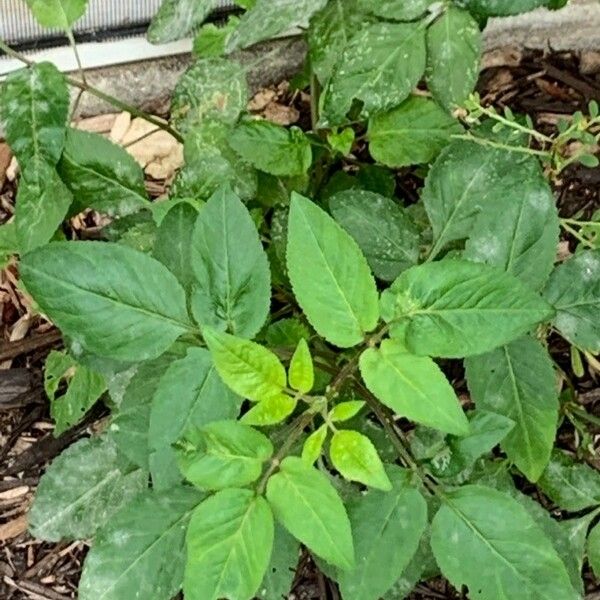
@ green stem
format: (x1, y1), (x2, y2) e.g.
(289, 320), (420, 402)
(560, 221), (595, 249)
(451, 134), (552, 158)
(476, 105), (553, 144)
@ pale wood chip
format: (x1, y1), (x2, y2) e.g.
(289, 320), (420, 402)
(0, 515), (28, 542)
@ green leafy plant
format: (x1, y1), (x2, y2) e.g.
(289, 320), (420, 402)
(1, 0), (599, 598)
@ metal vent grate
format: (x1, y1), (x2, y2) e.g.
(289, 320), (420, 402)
(0, 0), (236, 45)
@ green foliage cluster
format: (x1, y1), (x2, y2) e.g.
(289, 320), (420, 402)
(0, 0), (599, 599)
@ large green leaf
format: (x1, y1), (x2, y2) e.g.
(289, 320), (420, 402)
(149, 347), (241, 456)
(287, 193), (379, 348)
(544, 249), (600, 352)
(203, 328), (286, 401)
(461, 0), (557, 18)
(266, 457), (354, 570)
(380, 260), (554, 357)
(15, 160), (73, 253)
(184, 488), (274, 600)
(538, 450), (600, 511)
(29, 436), (147, 542)
(148, 0), (217, 43)
(465, 336), (558, 482)
(357, 0), (433, 20)
(431, 485), (578, 600)
(191, 186), (270, 338)
(171, 58), (248, 133)
(226, 0), (328, 51)
(0, 62), (68, 165)
(368, 96), (462, 168)
(360, 339), (469, 435)
(229, 121), (312, 177)
(329, 189), (420, 281)
(337, 466), (427, 600)
(58, 129), (149, 216)
(178, 420), (273, 490)
(464, 159), (559, 290)
(20, 242), (193, 361)
(426, 7), (481, 112)
(588, 522), (600, 579)
(25, 0), (88, 29)
(322, 22), (426, 126)
(79, 487), (202, 600)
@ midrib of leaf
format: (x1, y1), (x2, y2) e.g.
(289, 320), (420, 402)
(178, 367), (216, 440)
(218, 344), (282, 391)
(221, 197), (234, 331)
(29, 71), (41, 161)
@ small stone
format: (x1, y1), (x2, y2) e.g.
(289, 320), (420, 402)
(110, 111), (132, 143)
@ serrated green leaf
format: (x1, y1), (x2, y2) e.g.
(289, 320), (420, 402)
(330, 401), (365, 422)
(240, 393), (297, 426)
(538, 450), (600, 511)
(431, 485), (578, 600)
(24, 0), (88, 29)
(338, 466), (427, 600)
(288, 338), (314, 393)
(544, 249), (600, 352)
(20, 242), (193, 361)
(426, 7), (481, 111)
(0, 62), (68, 165)
(360, 339), (469, 435)
(464, 159), (559, 290)
(79, 487), (202, 600)
(322, 22), (426, 126)
(229, 121), (313, 177)
(329, 189), (420, 282)
(171, 58), (248, 133)
(330, 430), (391, 490)
(368, 96), (462, 167)
(184, 489), (274, 600)
(152, 202), (198, 290)
(178, 420), (273, 490)
(148, 0), (216, 44)
(265, 318), (310, 349)
(380, 260), (554, 358)
(29, 436), (147, 542)
(302, 424), (328, 465)
(226, 0), (327, 52)
(191, 186), (270, 338)
(58, 128), (149, 216)
(266, 456), (354, 569)
(287, 193), (379, 348)
(357, 0), (433, 20)
(465, 336), (558, 482)
(203, 328), (286, 401)
(588, 522), (600, 578)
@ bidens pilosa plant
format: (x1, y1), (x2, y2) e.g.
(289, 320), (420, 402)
(1, 0), (600, 598)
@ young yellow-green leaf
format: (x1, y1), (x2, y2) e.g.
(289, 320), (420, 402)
(368, 96), (462, 167)
(426, 7), (481, 112)
(184, 489), (274, 600)
(330, 430), (392, 491)
(29, 436), (147, 542)
(193, 16), (240, 57)
(0, 62), (68, 166)
(329, 189), (420, 282)
(338, 466), (428, 600)
(288, 338), (314, 393)
(148, 0), (217, 44)
(25, 0), (88, 29)
(226, 0), (327, 51)
(203, 328), (286, 401)
(79, 487), (202, 600)
(588, 523), (600, 579)
(302, 424), (328, 465)
(328, 127), (355, 156)
(178, 420), (273, 490)
(171, 58), (248, 132)
(266, 456), (354, 570)
(538, 450), (600, 511)
(360, 340), (468, 436)
(465, 336), (559, 482)
(191, 186), (270, 339)
(15, 160), (73, 253)
(380, 260), (554, 358)
(241, 393), (297, 426)
(321, 22), (426, 126)
(58, 129), (149, 216)
(330, 400), (365, 422)
(544, 250), (600, 353)
(431, 485), (579, 600)
(287, 193), (379, 348)
(20, 242), (193, 361)
(229, 121), (313, 177)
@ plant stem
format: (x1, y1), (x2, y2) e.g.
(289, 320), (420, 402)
(475, 105), (553, 144)
(560, 221), (595, 249)
(451, 134), (552, 158)
(0, 38), (184, 143)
